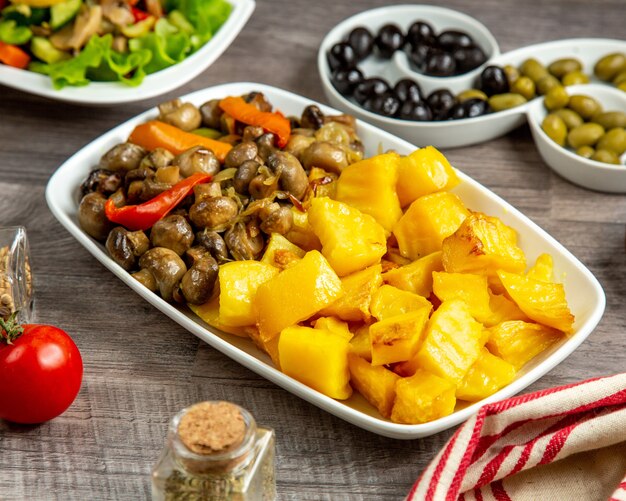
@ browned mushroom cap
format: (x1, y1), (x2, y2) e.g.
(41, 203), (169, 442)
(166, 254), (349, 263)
(248, 170), (279, 200)
(233, 160), (260, 195)
(140, 176), (172, 201)
(173, 146), (220, 178)
(196, 230), (230, 264)
(138, 247), (187, 302)
(199, 99), (223, 129)
(80, 169), (122, 197)
(106, 227), (150, 271)
(78, 192), (113, 241)
(260, 206), (293, 235)
(224, 142), (258, 170)
(100, 143), (147, 173)
(184, 246), (210, 267)
(158, 100), (202, 132)
(140, 148), (174, 170)
(255, 133), (277, 162)
(224, 220), (264, 261)
(300, 105), (325, 129)
(131, 268), (157, 292)
(284, 135), (315, 161)
(179, 256), (219, 304)
(189, 196), (239, 231)
(242, 125), (264, 142)
(267, 151), (308, 200)
(150, 215), (194, 256)
(301, 142), (348, 174)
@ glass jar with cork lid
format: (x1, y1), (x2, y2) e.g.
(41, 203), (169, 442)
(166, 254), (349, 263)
(151, 401), (276, 501)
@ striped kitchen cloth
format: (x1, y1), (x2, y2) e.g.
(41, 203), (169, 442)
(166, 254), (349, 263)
(407, 372), (626, 501)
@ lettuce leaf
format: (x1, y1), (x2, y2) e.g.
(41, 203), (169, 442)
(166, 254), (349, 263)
(30, 34), (151, 89)
(168, 0), (231, 50)
(129, 18), (190, 74)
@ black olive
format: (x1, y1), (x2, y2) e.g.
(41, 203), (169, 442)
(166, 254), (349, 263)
(437, 30), (474, 51)
(463, 98), (490, 118)
(424, 51), (456, 77)
(397, 100), (433, 121)
(348, 26), (374, 61)
(365, 92), (400, 117)
(327, 42), (356, 71)
(427, 89), (457, 120)
(353, 77), (390, 105)
(448, 103), (466, 120)
(331, 67), (364, 96)
(479, 65), (510, 96)
(453, 45), (487, 73)
(406, 21), (436, 48)
(408, 43), (432, 70)
(374, 24), (404, 59)
(393, 79), (423, 103)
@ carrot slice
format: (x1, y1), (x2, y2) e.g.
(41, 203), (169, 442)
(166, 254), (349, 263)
(128, 120), (232, 162)
(0, 41), (30, 69)
(219, 96), (291, 147)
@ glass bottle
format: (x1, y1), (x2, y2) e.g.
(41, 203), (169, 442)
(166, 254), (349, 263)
(151, 401), (276, 501)
(0, 226), (33, 323)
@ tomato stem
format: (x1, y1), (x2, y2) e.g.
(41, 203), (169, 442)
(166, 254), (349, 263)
(0, 312), (23, 345)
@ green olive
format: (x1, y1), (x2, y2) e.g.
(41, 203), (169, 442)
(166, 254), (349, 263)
(544, 86), (569, 111)
(594, 52), (626, 81)
(576, 146), (595, 159)
(520, 58), (548, 82)
(568, 95), (602, 120)
(542, 114), (567, 146)
(488, 93), (528, 112)
(613, 70), (626, 86)
(591, 111), (626, 130)
(548, 58), (583, 78)
(536, 74), (561, 95)
(504, 64), (520, 86)
(596, 127), (626, 155)
(457, 89), (488, 103)
(567, 123), (605, 149)
(562, 71), (590, 86)
(591, 149), (621, 164)
(554, 108), (584, 130)
(510, 76), (536, 100)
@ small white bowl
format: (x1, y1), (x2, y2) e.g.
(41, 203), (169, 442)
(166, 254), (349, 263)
(46, 82), (605, 439)
(527, 83), (626, 193)
(0, 0), (255, 105)
(319, 6), (626, 150)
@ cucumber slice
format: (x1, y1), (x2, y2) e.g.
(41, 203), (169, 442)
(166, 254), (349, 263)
(50, 0), (82, 30)
(31, 36), (71, 64)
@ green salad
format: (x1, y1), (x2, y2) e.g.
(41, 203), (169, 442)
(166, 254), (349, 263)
(0, 0), (232, 88)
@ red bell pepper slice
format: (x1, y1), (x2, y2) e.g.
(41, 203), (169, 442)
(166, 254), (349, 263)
(104, 172), (211, 231)
(219, 96), (291, 148)
(131, 6), (150, 22)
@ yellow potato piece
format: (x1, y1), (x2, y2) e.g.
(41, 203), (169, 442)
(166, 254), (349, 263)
(382, 251), (443, 298)
(456, 348), (516, 401)
(348, 353), (399, 418)
(254, 250), (343, 342)
(260, 233), (305, 270)
(370, 307), (431, 366)
(279, 325), (352, 400)
(370, 284), (432, 321)
(433, 271), (491, 324)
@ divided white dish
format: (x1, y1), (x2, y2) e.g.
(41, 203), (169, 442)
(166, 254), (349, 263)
(318, 5), (626, 151)
(46, 82), (605, 439)
(0, 0), (255, 105)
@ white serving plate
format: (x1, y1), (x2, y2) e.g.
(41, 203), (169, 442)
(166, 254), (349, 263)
(527, 83), (626, 193)
(318, 5), (626, 150)
(46, 82), (605, 439)
(0, 0), (254, 105)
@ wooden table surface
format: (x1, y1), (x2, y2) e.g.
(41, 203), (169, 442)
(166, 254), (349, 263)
(1, 0), (625, 499)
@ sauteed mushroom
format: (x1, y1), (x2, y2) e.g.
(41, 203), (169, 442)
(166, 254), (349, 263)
(78, 192), (112, 241)
(140, 148), (174, 170)
(173, 147), (220, 178)
(301, 141), (348, 174)
(158, 99), (202, 132)
(179, 256), (219, 304)
(150, 215), (194, 256)
(233, 160), (260, 195)
(100, 143), (146, 172)
(138, 248), (187, 302)
(189, 197), (239, 231)
(224, 142), (258, 169)
(196, 230), (230, 264)
(80, 169), (122, 197)
(225, 221), (264, 261)
(106, 227), (150, 271)
(267, 151), (308, 200)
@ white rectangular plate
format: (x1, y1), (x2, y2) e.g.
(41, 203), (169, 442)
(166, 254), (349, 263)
(0, 0), (254, 105)
(45, 82), (605, 439)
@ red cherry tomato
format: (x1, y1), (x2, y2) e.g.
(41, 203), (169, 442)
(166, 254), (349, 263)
(0, 324), (83, 424)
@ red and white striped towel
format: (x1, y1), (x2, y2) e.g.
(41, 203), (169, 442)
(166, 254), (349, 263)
(407, 373), (626, 501)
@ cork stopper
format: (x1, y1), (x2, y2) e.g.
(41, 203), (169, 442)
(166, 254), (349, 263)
(178, 401), (246, 456)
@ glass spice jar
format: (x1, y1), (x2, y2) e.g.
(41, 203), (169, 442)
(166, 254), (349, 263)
(0, 226), (33, 323)
(151, 401), (276, 501)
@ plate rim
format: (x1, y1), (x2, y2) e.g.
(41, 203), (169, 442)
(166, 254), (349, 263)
(45, 81), (606, 439)
(0, 0), (255, 105)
